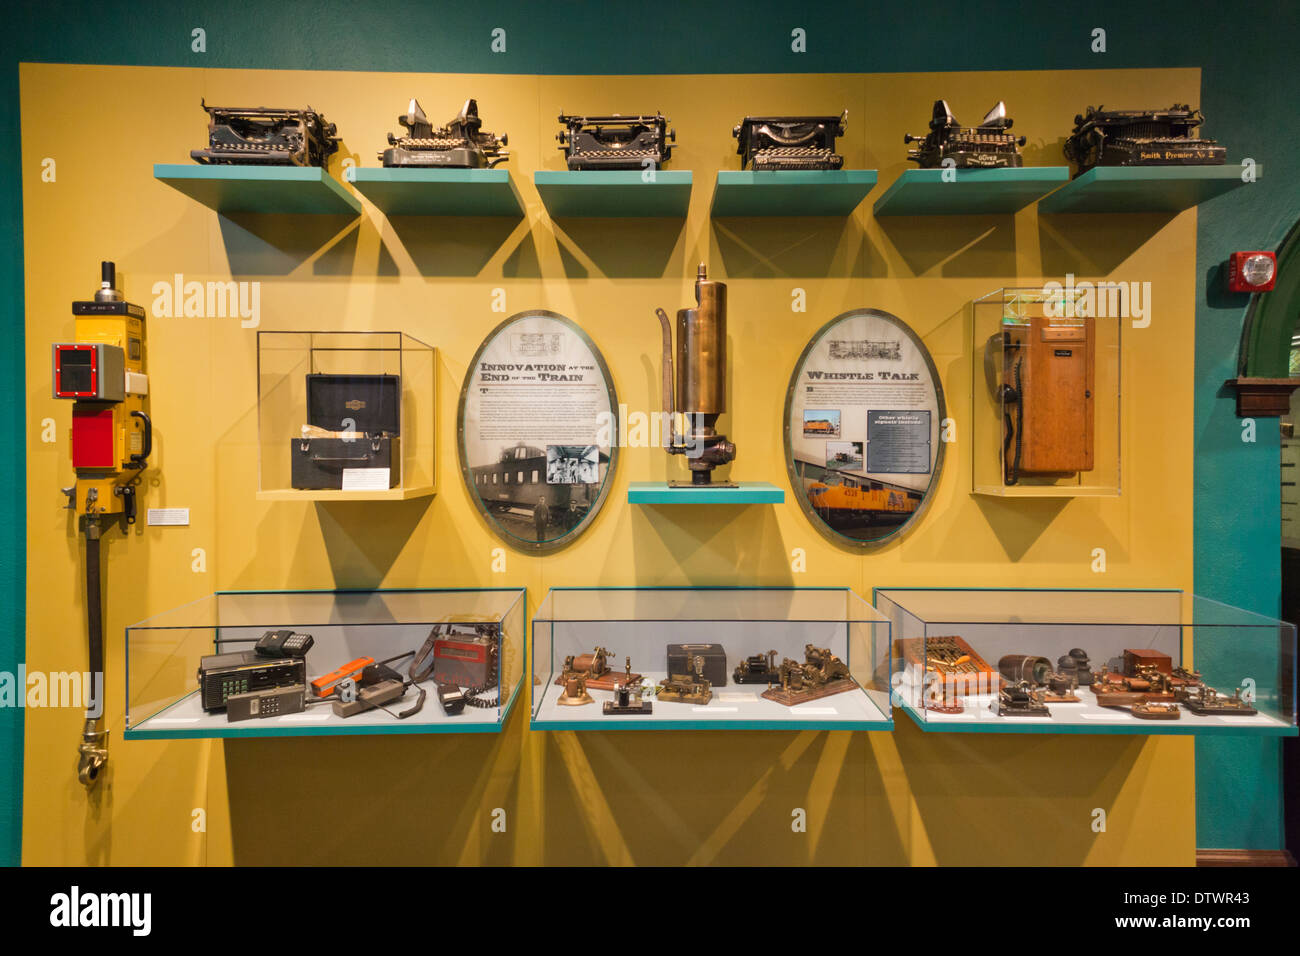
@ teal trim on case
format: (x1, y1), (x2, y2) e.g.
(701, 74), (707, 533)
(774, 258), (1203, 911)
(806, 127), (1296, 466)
(349, 167), (524, 217)
(530, 716), (893, 732)
(1037, 165), (1258, 215)
(627, 481), (785, 504)
(710, 170), (877, 217)
(153, 163), (362, 215)
(896, 699), (1297, 737)
(533, 170), (692, 218)
(872, 166), (1068, 216)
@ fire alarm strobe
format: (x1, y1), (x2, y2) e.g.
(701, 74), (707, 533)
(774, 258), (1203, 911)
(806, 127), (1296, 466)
(1227, 251), (1277, 292)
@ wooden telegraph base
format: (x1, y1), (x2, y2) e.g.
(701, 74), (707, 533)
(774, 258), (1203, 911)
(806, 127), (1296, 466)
(762, 678), (858, 707)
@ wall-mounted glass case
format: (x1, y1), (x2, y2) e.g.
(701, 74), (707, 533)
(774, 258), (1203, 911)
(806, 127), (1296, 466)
(530, 587), (891, 731)
(125, 588), (525, 739)
(257, 331), (435, 501)
(972, 287), (1120, 497)
(875, 587), (1297, 736)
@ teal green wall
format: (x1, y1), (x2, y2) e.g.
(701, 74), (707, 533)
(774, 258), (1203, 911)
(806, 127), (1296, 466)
(1193, 31), (1298, 847)
(4, 0), (1296, 864)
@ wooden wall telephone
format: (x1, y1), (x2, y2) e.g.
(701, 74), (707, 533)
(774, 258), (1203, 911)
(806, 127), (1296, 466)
(984, 315), (1095, 485)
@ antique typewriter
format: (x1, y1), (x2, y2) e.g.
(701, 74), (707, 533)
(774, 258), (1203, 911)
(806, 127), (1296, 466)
(190, 100), (339, 166)
(732, 111), (847, 170)
(904, 100), (1025, 169)
(380, 98), (508, 168)
(556, 113), (674, 170)
(1063, 104), (1225, 175)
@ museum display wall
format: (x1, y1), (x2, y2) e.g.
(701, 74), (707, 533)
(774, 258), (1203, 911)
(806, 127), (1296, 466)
(16, 61), (1249, 865)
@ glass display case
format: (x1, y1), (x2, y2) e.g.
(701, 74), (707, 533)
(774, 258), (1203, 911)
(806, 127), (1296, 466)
(874, 587), (1297, 736)
(971, 287), (1120, 497)
(530, 587), (891, 731)
(257, 331), (435, 500)
(125, 588), (525, 739)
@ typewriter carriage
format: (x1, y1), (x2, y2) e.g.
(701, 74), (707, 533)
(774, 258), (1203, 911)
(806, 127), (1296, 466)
(732, 110), (847, 171)
(555, 112), (675, 170)
(191, 99), (340, 167)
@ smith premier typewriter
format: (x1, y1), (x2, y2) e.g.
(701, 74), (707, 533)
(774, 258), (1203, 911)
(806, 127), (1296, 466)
(732, 111), (847, 170)
(905, 100), (1025, 169)
(380, 98), (509, 168)
(1063, 104), (1226, 175)
(556, 112), (674, 170)
(190, 100), (339, 166)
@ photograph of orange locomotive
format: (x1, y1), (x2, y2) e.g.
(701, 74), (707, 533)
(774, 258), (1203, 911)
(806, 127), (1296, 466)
(795, 460), (921, 536)
(802, 408), (841, 436)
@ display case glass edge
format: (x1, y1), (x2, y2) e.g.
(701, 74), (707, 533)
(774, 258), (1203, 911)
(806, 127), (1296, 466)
(529, 586), (891, 732)
(256, 330), (436, 501)
(873, 587), (1296, 737)
(125, 587), (525, 739)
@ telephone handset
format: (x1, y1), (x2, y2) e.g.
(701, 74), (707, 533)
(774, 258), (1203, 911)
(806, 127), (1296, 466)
(985, 316), (1094, 485)
(984, 331), (1025, 484)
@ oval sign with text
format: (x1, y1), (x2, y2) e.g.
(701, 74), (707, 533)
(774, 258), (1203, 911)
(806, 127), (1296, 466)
(784, 308), (945, 548)
(458, 311), (618, 552)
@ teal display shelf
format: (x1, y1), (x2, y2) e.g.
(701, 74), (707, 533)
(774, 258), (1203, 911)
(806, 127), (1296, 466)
(534, 713), (892, 733)
(710, 170), (878, 216)
(896, 698), (1298, 737)
(348, 167), (524, 217)
(628, 481), (785, 504)
(153, 163), (361, 216)
(1037, 165), (1259, 214)
(534, 170), (692, 218)
(872, 166), (1069, 216)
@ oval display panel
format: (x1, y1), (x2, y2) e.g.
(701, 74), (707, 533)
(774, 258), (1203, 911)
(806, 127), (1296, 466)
(458, 311), (618, 552)
(784, 308), (946, 548)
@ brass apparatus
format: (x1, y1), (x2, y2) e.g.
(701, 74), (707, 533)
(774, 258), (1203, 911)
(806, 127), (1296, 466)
(657, 655), (713, 705)
(779, 644), (850, 691)
(655, 264), (737, 486)
(558, 675), (594, 706)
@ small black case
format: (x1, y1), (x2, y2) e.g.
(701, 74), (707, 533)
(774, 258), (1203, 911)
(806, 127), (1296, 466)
(290, 374), (401, 490)
(667, 643), (727, 687)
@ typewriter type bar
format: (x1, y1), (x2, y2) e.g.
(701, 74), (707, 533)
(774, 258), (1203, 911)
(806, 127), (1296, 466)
(904, 100), (1025, 170)
(190, 100), (340, 167)
(380, 98), (509, 169)
(1063, 104), (1226, 175)
(556, 113), (675, 171)
(732, 111), (847, 171)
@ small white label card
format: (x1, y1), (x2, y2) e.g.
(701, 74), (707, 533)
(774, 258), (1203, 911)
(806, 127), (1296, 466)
(341, 468), (392, 491)
(146, 508), (190, 526)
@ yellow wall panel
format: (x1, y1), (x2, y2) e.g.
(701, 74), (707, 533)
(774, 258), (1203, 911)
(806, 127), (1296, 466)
(22, 63), (1197, 865)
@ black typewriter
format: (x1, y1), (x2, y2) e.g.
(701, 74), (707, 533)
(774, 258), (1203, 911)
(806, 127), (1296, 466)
(732, 111), (846, 170)
(190, 100), (339, 166)
(904, 100), (1025, 169)
(1063, 104), (1225, 175)
(556, 113), (674, 170)
(380, 98), (509, 169)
